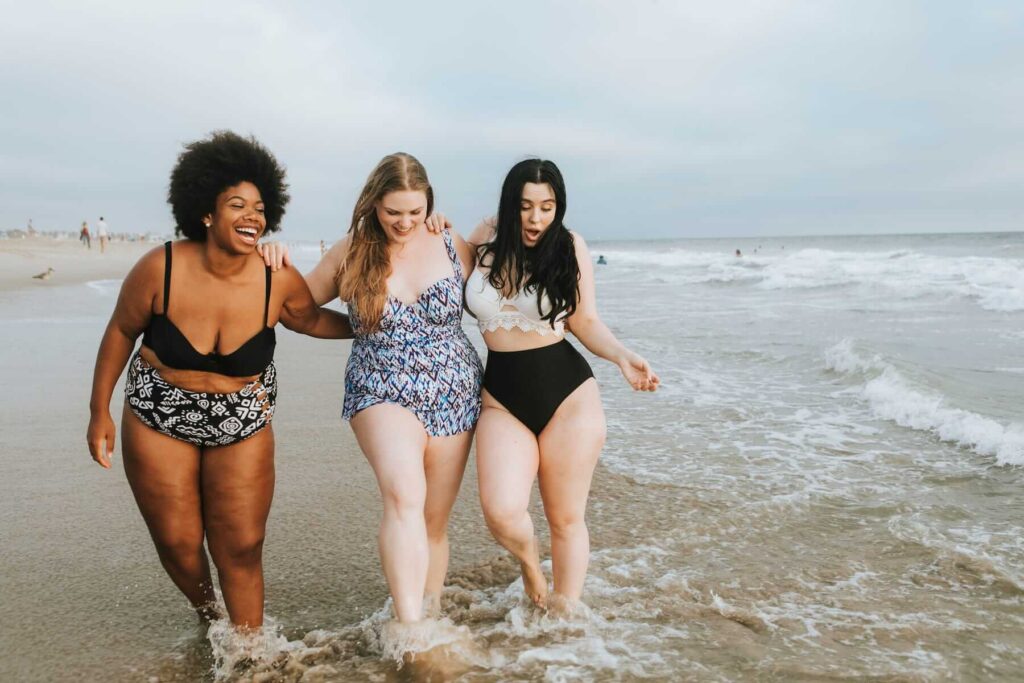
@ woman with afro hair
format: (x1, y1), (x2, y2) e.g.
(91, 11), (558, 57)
(86, 131), (352, 630)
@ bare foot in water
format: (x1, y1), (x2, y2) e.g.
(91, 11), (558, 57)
(521, 537), (548, 608)
(196, 600), (224, 624)
(545, 592), (586, 619)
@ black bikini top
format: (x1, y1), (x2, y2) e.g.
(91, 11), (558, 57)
(142, 241), (276, 377)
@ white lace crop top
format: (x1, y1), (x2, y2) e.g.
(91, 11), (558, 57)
(464, 267), (566, 337)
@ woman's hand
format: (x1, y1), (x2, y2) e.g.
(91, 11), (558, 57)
(425, 212), (452, 234)
(87, 411), (116, 468)
(617, 351), (660, 392)
(256, 241), (292, 271)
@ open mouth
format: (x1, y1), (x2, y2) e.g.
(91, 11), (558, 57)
(524, 228), (542, 242)
(235, 226), (260, 244)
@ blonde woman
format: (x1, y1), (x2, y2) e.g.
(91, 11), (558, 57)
(270, 154), (482, 624)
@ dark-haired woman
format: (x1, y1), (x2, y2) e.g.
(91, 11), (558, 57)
(435, 159), (658, 610)
(86, 131), (352, 630)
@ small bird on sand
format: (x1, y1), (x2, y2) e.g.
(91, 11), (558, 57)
(32, 267), (54, 280)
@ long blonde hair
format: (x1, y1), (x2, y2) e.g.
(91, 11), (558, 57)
(337, 153), (434, 331)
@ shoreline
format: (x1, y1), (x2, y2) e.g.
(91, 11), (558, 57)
(0, 235), (156, 293)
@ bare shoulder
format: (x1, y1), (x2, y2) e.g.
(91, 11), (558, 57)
(125, 243), (169, 286)
(269, 259), (304, 288)
(569, 230), (590, 255)
(326, 234), (351, 264)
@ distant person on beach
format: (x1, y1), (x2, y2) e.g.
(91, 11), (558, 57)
(86, 132), (352, 631)
(27, 218), (35, 235)
(427, 159), (658, 612)
(596, 254), (607, 265)
(261, 153), (483, 626)
(735, 248), (742, 257)
(319, 239), (326, 256)
(80, 221), (91, 249)
(97, 216), (109, 253)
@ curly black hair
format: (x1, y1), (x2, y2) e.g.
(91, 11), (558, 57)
(168, 131), (290, 240)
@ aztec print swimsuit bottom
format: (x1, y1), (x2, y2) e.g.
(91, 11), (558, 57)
(125, 351), (276, 448)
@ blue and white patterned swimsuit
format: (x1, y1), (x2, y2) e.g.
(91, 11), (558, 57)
(342, 230), (483, 436)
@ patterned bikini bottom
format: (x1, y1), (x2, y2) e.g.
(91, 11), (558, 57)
(125, 351), (277, 448)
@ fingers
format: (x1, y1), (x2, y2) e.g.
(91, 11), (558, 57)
(257, 243), (288, 271)
(631, 357), (659, 392)
(89, 437), (111, 468)
(273, 244), (289, 271)
(426, 212), (450, 234)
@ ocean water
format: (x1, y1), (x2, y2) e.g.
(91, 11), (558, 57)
(2, 231), (1022, 681)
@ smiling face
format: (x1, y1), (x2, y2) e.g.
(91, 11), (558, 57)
(519, 182), (557, 247)
(375, 189), (427, 245)
(204, 181), (266, 252)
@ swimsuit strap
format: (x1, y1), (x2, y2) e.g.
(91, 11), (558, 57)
(442, 229), (463, 279)
(263, 264), (272, 327)
(162, 241), (173, 313)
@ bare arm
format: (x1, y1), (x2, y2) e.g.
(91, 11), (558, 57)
(305, 236), (349, 306)
(277, 267), (353, 339)
(450, 230), (477, 277)
(467, 217), (496, 250)
(565, 232), (659, 392)
(87, 247), (163, 467)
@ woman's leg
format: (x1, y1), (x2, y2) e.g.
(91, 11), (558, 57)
(351, 403), (430, 623)
(121, 407), (217, 618)
(476, 393), (547, 606)
(537, 378), (606, 603)
(422, 430), (472, 605)
(201, 426), (276, 629)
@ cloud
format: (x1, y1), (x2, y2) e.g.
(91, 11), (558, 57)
(2, 1), (1023, 238)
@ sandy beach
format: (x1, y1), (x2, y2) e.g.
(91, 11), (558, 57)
(0, 235), (156, 292)
(2, 233), (1022, 681)
(0, 235), (543, 680)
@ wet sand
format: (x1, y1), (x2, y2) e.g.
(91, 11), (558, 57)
(0, 239), (537, 680)
(0, 235), (156, 292)
(3, 234), (1022, 681)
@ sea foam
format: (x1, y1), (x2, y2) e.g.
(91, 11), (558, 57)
(601, 247), (1024, 311)
(825, 339), (1024, 466)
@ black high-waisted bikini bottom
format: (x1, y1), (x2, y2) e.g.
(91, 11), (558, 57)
(482, 339), (594, 435)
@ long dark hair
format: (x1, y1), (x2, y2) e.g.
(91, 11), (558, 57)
(478, 159), (579, 327)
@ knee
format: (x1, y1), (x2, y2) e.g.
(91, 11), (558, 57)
(210, 533), (265, 570)
(424, 510), (449, 543)
(547, 511), (587, 540)
(482, 501), (526, 538)
(152, 531), (204, 564)
(380, 480), (426, 519)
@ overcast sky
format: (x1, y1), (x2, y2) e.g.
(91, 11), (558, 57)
(2, 1), (1023, 241)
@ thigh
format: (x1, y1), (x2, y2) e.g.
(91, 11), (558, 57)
(423, 430), (473, 522)
(201, 426), (276, 544)
(121, 406), (204, 543)
(351, 403), (430, 501)
(537, 379), (605, 517)
(476, 392), (541, 513)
